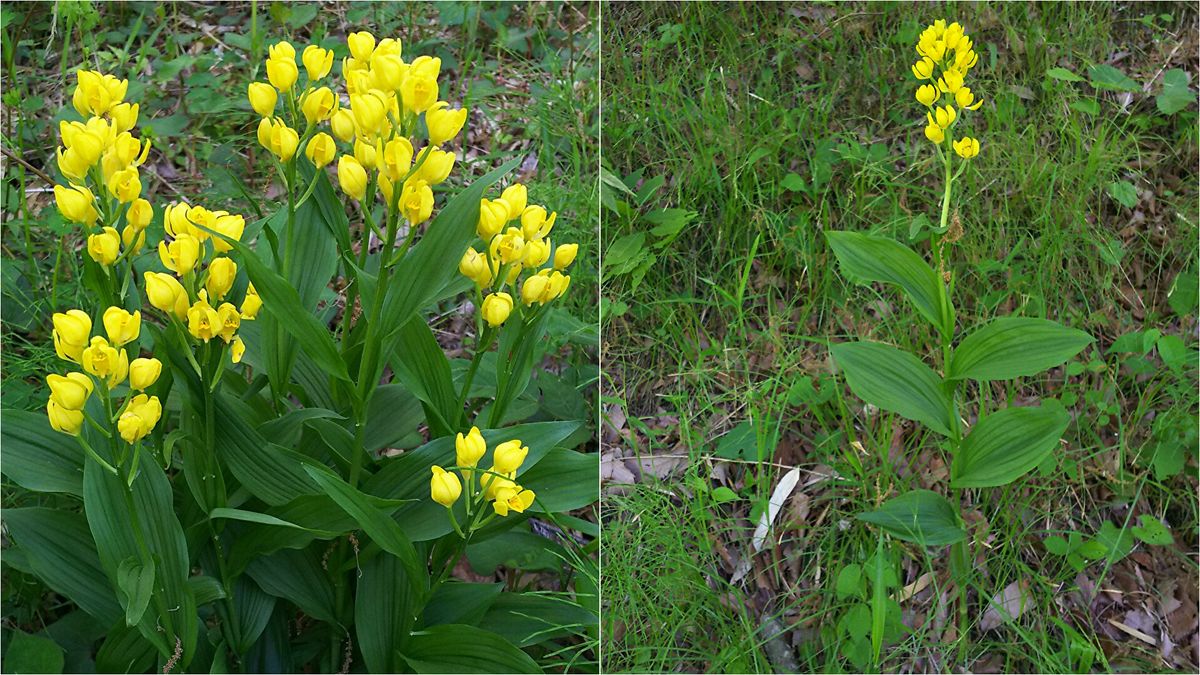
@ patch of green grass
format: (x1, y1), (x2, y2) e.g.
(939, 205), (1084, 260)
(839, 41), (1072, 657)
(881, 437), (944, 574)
(601, 2), (1198, 672)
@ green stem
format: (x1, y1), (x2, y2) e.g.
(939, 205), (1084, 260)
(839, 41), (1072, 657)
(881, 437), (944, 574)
(454, 326), (495, 427)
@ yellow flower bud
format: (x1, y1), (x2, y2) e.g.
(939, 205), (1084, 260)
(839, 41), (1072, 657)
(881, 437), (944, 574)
(73, 70), (127, 116)
(164, 202), (195, 239)
(159, 233), (201, 276)
(110, 102), (139, 134)
(210, 213), (245, 253)
(400, 178), (434, 224)
(492, 484), (535, 517)
(554, 243), (578, 270)
(256, 117), (273, 150)
(47, 399), (85, 435)
(426, 101), (467, 146)
(924, 123), (945, 144)
(459, 247), (492, 286)
(481, 467), (515, 500)
(266, 119), (300, 161)
(266, 56), (299, 91)
(54, 184), (99, 226)
(916, 84), (939, 107)
(231, 336), (246, 363)
(481, 292), (513, 327)
(354, 137), (379, 169)
(400, 74), (438, 114)
(430, 465), (462, 508)
(205, 257), (238, 300)
(500, 184), (527, 221)
(943, 22), (965, 51)
(477, 199), (510, 240)
(52, 309), (92, 362)
(121, 223), (146, 253)
(305, 132), (337, 169)
(117, 394), (161, 444)
(301, 86), (338, 124)
(521, 274), (550, 306)
(370, 54), (406, 90)
(520, 205), (557, 241)
(455, 426), (488, 468)
(187, 296), (221, 342)
(87, 227), (121, 266)
(953, 136), (980, 159)
(330, 109), (356, 142)
(144, 271), (189, 319)
(523, 238), (550, 268)
(102, 306), (141, 346)
(46, 372), (94, 410)
(269, 41), (296, 60)
(240, 283), (262, 320)
(347, 31), (376, 61)
(106, 167), (141, 203)
(380, 137), (414, 181)
(126, 198), (152, 230)
(417, 147), (455, 185)
(954, 48), (979, 71)
(128, 357), (162, 390)
(350, 92), (388, 136)
(337, 156), (368, 201)
(247, 82), (278, 116)
(911, 57), (935, 80)
(546, 270), (571, 300)
(216, 302), (241, 343)
(302, 45), (334, 80)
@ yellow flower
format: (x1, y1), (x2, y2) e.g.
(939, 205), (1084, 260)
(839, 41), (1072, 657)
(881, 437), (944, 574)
(430, 465), (462, 508)
(54, 184), (99, 226)
(492, 439), (529, 474)
(159, 233), (201, 276)
(210, 213), (246, 253)
(400, 178), (434, 224)
(302, 45), (334, 80)
(106, 167), (141, 203)
(347, 31), (376, 61)
(337, 156), (368, 201)
(523, 238), (550, 268)
(371, 53), (406, 90)
(924, 123), (945, 144)
(87, 227), (121, 266)
(164, 202), (196, 239)
(216, 303), (241, 343)
(400, 70), (439, 114)
(455, 426), (488, 468)
(927, 104), (957, 130)
(47, 372), (94, 410)
(911, 57), (936, 80)
(187, 296), (221, 342)
(72, 70), (127, 116)
(953, 48), (979, 72)
(301, 86), (338, 124)
(305, 132), (337, 169)
(354, 137), (379, 169)
(520, 205), (556, 241)
(937, 68), (964, 95)
(426, 101), (467, 145)
(380, 137), (414, 181)
(955, 87), (983, 111)
(128, 357), (162, 390)
(350, 92), (388, 136)
(521, 274), (550, 306)
(47, 399), (85, 435)
(266, 56), (299, 91)
(117, 394), (162, 444)
(480, 467), (515, 500)
(477, 199), (510, 239)
(126, 198), (153, 230)
(500, 184), (527, 221)
(261, 118), (299, 161)
(110, 102), (139, 133)
(417, 147), (455, 185)
(205, 257), (238, 300)
(269, 41), (296, 60)
(144, 271), (189, 319)
(247, 82), (278, 116)
(52, 309), (92, 362)
(492, 484), (535, 517)
(121, 223), (146, 253)
(953, 136), (980, 159)
(481, 292), (513, 327)
(231, 336), (246, 363)
(240, 283), (262, 319)
(490, 227), (526, 264)
(459, 247), (492, 287)
(330, 109), (356, 142)
(102, 306), (141, 346)
(916, 84), (939, 107)
(186, 204), (217, 242)
(918, 38), (946, 63)
(553, 243), (578, 270)
(81, 336), (128, 387)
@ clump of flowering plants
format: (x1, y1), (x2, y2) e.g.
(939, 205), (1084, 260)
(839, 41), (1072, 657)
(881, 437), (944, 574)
(4, 30), (596, 673)
(825, 19), (1093, 653)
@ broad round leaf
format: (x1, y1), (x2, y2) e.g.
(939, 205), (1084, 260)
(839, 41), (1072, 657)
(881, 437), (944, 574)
(857, 490), (965, 547)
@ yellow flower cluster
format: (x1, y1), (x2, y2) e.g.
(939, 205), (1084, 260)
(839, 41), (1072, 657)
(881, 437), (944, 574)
(460, 183), (578, 327)
(54, 70), (153, 266)
(430, 427), (536, 518)
(911, 20), (982, 159)
(47, 306), (163, 440)
(148, 201), (256, 360)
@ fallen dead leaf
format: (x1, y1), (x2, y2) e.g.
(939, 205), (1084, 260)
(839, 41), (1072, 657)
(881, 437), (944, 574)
(1109, 618), (1158, 646)
(894, 572), (935, 604)
(979, 580), (1034, 631)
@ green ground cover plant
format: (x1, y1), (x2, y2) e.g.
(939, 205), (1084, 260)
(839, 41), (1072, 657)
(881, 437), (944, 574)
(601, 2), (1198, 672)
(2, 2), (599, 673)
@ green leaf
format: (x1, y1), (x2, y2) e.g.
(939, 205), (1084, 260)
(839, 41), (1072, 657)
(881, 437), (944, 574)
(0, 409), (84, 496)
(857, 490), (965, 547)
(1168, 267), (1198, 316)
(245, 548), (336, 624)
(478, 592), (597, 648)
(116, 557), (156, 627)
(1046, 67), (1085, 82)
(365, 384), (425, 452)
(188, 575), (226, 606)
(951, 405), (1070, 488)
(835, 563), (864, 600)
(1069, 98), (1100, 116)
(212, 392), (321, 505)
(781, 172), (807, 192)
(356, 552), (417, 673)
(1106, 180), (1138, 209)
(421, 582), (503, 628)
(518, 449), (598, 513)
(826, 231), (952, 335)
(1156, 68), (1194, 115)
(391, 317), (460, 437)
(4, 509), (122, 626)
(1088, 64), (1139, 92)
(95, 624), (156, 674)
(1131, 515), (1173, 546)
(603, 233), (648, 275)
(232, 576), (276, 654)
(948, 317), (1094, 381)
(209, 507), (335, 534)
(401, 624), (541, 673)
(5, 630), (65, 674)
(831, 341), (954, 436)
